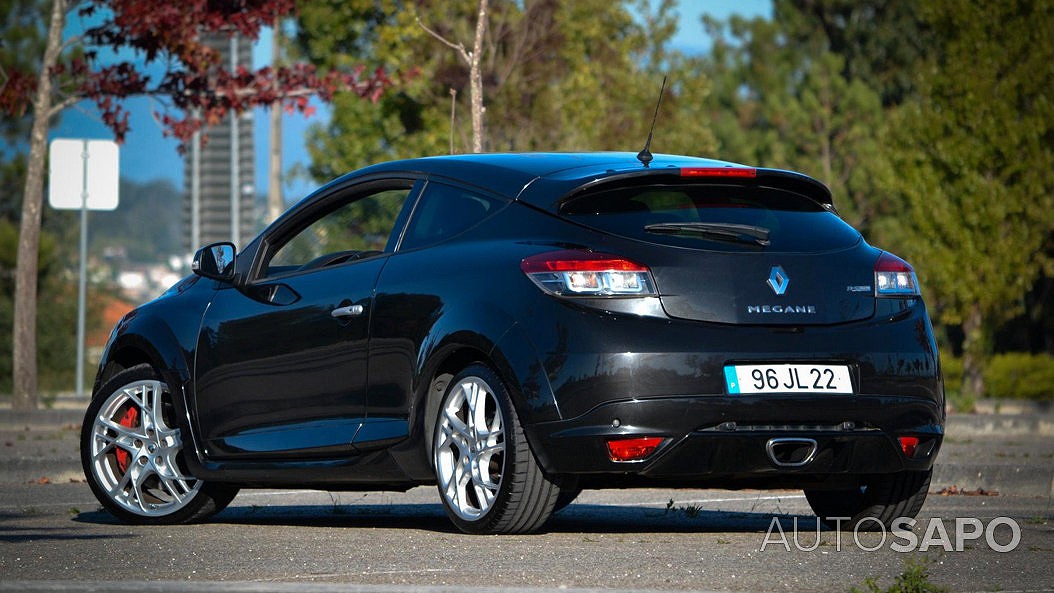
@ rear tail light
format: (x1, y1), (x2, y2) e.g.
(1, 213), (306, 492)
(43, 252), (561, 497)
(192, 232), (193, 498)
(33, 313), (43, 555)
(521, 250), (657, 297)
(875, 252), (920, 297)
(606, 436), (664, 462)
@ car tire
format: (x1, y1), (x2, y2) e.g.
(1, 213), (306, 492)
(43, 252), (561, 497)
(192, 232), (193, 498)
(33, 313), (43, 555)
(81, 364), (238, 524)
(804, 469), (932, 531)
(432, 363), (559, 534)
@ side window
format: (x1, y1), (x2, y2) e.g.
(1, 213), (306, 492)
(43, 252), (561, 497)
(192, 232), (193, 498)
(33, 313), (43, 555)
(265, 187), (412, 277)
(400, 182), (505, 251)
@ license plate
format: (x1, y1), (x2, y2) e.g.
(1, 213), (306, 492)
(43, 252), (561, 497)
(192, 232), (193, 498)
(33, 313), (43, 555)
(724, 364), (853, 395)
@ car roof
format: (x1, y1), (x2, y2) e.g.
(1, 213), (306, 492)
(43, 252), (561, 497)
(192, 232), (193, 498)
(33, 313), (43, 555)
(333, 152), (834, 210)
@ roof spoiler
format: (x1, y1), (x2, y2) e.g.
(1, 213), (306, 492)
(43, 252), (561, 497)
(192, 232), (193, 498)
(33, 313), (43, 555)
(554, 166), (835, 211)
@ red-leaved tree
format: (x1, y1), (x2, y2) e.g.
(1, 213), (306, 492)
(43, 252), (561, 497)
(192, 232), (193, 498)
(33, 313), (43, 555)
(0, 0), (392, 409)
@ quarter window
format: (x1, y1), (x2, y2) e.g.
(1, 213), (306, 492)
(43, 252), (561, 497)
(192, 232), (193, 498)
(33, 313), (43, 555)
(399, 182), (505, 251)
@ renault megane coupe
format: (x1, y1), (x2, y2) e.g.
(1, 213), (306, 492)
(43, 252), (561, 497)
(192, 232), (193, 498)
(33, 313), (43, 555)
(81, 152), (944, 534)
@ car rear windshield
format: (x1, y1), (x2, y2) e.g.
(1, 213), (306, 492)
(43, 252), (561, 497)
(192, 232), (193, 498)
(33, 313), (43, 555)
(560, 183), (860, 252)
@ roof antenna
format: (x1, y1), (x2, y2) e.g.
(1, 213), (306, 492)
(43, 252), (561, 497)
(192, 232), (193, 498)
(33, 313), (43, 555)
(636, 75), (667, 168)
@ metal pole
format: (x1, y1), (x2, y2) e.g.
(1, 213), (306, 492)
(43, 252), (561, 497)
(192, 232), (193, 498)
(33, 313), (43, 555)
(229, 34), (240, 247)
(76, 140), (88, 397)
(191, 109), (201, 251)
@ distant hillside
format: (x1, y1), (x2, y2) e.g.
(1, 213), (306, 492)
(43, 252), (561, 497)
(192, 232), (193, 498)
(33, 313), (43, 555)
(90, 178), (183, 263)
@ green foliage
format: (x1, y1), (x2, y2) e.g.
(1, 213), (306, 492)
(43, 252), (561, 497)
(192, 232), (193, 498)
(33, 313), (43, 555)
(774, 0), (930, 107)
(884, 0), (1054, 397)
(293, 0), (715, 178)
(850, 557), (947, 593)
(698, 11), (891, 233)
(984, 353), (1054, 402)
(0, 218), (80, 394)
(0, 0), (47, 144)
(940, 351), (1054, 406)
(938, 351), (970, 412)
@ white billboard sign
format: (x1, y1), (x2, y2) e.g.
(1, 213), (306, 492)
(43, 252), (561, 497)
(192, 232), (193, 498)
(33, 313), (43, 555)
(48, 139), (119, 211)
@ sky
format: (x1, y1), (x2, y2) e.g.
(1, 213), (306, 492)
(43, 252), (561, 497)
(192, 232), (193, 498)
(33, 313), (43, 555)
(50, 0), (771, 207)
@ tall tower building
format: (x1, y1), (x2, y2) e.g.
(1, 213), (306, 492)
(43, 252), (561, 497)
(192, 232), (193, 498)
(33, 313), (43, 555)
(183, 33), (255, 252)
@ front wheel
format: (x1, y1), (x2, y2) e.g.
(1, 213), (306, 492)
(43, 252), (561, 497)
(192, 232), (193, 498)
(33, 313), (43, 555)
(804, 469), (932, 531)
(81, 364), (238, 524)
(432, 363), (559, 534)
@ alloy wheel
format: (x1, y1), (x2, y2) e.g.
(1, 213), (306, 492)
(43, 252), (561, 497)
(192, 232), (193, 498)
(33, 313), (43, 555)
(434, 375), (506, 521)
(86, 379), (202, 517)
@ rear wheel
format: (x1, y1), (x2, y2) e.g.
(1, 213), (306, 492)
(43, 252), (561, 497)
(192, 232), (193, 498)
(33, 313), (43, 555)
(804, 469), (932, 531)
(432, 363), (559, 534)
(81, 364), (238, 524)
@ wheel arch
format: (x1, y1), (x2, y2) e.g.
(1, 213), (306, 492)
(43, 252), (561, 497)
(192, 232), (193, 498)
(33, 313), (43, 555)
(95, 331), (190, 398)
(408, 321), (561, 476)
(414, 341), (494, 468)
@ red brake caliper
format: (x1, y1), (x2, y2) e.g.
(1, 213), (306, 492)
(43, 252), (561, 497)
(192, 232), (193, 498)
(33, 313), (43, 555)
(114, 406), (139, 473)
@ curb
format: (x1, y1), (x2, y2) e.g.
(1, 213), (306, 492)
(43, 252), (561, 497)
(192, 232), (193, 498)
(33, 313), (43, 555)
(946, 414), (1054, 437)
(932, 463), (1054, 498)
(0, 409), (86, 430)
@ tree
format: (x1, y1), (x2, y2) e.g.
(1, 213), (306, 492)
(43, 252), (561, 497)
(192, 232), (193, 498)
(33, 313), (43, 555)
(774, 0), (930, 107)
(885, 0), (1054, 400)
(418, 0), (489, 153)
(698, 13), (889, 232)
(0, 0), (391, 409)
(292, 0), (715, 179)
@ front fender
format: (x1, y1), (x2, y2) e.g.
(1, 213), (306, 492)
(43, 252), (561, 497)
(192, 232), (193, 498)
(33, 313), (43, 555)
(98, 312), (192, 396)
(93, 279), (217, 475)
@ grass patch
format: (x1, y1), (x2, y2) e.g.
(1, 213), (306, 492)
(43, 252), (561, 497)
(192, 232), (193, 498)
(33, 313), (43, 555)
(850, 557), (947, 593)
(664, 498), (704, 518)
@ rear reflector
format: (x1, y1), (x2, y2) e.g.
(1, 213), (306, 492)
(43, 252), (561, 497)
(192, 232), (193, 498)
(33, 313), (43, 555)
(521, 250), (657, 297)
(875, 252), (920, 297)
(680, 167), (757, 178)
(899, 436), (920, 458)
(606, 436), (664, 462)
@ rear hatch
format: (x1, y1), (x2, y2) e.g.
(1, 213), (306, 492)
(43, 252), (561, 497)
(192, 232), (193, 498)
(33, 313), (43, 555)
(559, 172), (877, 325)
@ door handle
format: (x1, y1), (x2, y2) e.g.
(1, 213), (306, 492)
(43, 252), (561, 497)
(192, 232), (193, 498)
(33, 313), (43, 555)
(330, 304), (364, 319)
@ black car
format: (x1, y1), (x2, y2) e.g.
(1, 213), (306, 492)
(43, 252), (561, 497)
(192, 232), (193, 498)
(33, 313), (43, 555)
(82, 152), (943, 534)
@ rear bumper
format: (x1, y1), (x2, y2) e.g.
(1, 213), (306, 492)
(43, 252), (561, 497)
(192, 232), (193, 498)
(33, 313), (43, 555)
(527, 394), (943, 488)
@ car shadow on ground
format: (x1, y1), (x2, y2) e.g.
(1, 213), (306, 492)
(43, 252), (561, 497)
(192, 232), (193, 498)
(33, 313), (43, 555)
(2, 511), (137, 544)
(128, 502), (821, 534)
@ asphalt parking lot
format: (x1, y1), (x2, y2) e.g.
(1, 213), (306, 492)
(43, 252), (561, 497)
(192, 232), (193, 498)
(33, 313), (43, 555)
(1, 400), (1052, 593)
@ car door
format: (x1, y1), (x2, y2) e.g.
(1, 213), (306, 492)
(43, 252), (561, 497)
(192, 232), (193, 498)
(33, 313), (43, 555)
(366, 180), (510, 429)
(192, 180), (418, 460)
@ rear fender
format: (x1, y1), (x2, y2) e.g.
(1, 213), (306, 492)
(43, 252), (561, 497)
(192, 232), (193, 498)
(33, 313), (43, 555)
(388, 314), (559, 481)
(413, 321), (560, 436)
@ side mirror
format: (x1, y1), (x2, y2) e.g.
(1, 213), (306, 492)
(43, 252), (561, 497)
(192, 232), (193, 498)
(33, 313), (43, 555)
(192, 242), (236, 282)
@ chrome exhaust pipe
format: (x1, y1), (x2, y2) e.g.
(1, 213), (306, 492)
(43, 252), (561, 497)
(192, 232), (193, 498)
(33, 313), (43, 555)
(765, 437), (818, 467)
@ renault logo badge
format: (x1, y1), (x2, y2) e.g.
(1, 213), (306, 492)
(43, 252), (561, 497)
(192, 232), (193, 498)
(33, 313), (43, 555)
(767, 266), (789, 295)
